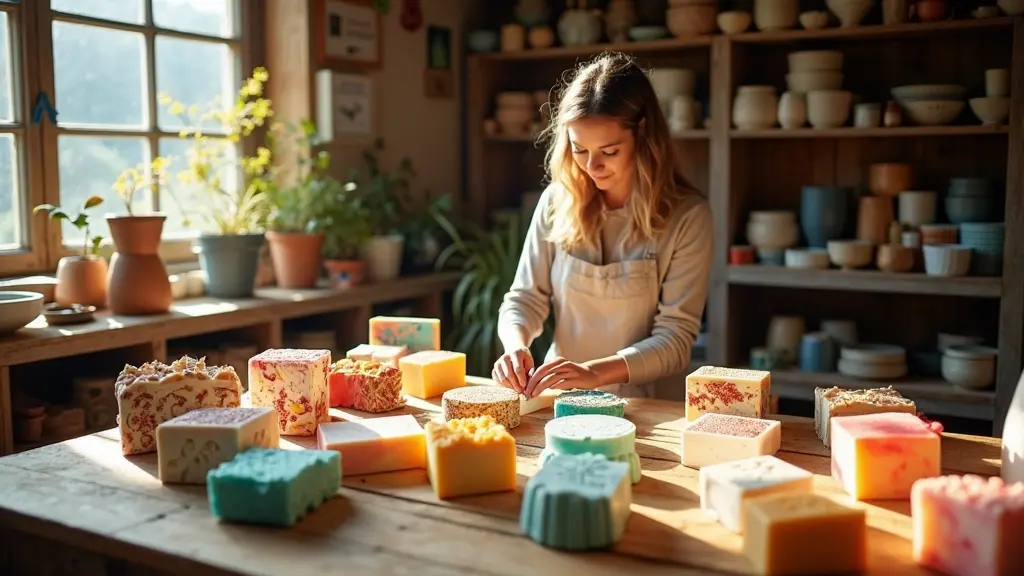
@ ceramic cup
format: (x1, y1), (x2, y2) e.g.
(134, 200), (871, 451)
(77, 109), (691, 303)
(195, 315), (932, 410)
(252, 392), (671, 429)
(730, 245), (757, 265)
(986, 68), (1009, 97)
(800, 332), (837, 372)
(854, 103), (882, 128)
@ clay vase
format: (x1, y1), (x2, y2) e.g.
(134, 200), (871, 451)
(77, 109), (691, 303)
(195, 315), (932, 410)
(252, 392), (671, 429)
(55, 255), (108, 308)
(106, 215), (172, 315)
(323, 259), (367, 289)
(856, 196), (894, 245)
(266, 231), (325, 289)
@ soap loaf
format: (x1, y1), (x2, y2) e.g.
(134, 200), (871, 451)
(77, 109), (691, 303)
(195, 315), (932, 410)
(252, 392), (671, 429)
(699, 455), (813, 533)
(814, 386), (916, 447)
(156, 407), (279, 484)
(207, 447), (341, 527)
(912, 474), (1024, 576)
(116, 355), (243, 455)
(328, 358), (404, 413)
(346, 343), (408, 368)
(425, 415), (517, 499)
(685, 366), (771, 422)
(248, 348), (330, 436)
(539, 414), (642, 484)
(681, 413), (782, 469)
(553, 389), (627, 418)
(521, 453), (632, 550)
(442, 386), (520, 429)
(317, 414), (426, 476)
(369, 316), (441, 352)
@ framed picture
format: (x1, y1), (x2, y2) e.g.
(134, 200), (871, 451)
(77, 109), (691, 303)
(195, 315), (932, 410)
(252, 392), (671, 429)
(314, 70), (378, 144)
(314, 0), (382, 69)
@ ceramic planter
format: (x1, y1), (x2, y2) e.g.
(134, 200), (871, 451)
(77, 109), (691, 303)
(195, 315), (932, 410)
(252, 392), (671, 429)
(55, 255), (108, 308)
(324, 259), (367, 289)
(361, 234), (405, 282)
(800, 186), (851, 248)
(266, 231), (325, 289)
(106, 215), (172, 315)
(195, 232), (266, 298)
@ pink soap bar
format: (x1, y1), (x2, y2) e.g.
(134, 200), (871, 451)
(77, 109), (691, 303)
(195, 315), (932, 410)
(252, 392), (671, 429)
(912, 474), (1024, 576)
(831, 411), (942, 500)
(328, 359), (404, 413)
(248, 348), (331, 436)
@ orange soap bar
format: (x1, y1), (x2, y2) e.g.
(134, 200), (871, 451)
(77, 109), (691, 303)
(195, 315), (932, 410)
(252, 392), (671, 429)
(425, 415), (517, 499)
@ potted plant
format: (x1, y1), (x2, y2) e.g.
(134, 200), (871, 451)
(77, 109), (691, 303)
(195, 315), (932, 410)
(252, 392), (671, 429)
(399, 191), (452, 275)
(105, 157), (174, 314)
(161, 67), (274, 298)
(321, 183), (373, 289)
(346, 138), (411, 282)
(33, 196), (108, 308)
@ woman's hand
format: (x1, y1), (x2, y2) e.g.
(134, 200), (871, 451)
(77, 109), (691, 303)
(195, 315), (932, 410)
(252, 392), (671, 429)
(524, 356), (601, 398)
(492, 346), (534, 395)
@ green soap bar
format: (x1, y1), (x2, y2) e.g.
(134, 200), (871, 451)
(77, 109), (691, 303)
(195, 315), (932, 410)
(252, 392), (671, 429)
(554, 389), (627, 418)
(541, 414), (642, 484)
(207, 447), (341, 527)
(520, 453), (632, 550)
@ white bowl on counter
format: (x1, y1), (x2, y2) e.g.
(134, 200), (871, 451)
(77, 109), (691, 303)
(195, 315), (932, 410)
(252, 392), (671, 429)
(941, 345), (997, 390)
(0, 291), (44, 333)
(923, 244), (972, 277)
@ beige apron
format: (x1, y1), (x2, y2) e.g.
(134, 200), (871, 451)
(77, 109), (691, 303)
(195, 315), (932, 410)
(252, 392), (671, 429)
(546, 237), (672, 398)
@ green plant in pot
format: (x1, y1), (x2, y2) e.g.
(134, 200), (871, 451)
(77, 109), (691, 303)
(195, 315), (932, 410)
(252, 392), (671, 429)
(399, 191), (452, 275)
(321, 182), (373, 289)
(346, 138), (412, 283)
(34, 196), (108, 309)
(162, 66), (274, 299)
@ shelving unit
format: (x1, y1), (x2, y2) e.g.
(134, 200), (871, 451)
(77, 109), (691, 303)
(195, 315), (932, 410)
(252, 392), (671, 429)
(465, 14), (1022, 434)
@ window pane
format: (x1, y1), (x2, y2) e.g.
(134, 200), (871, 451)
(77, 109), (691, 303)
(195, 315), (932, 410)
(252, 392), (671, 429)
(0, 12), (12, 123)
(158, 136), (237, 237)
(58, 135), (147, 243)
(156, 36), (233, 133)
(50, 0), (144, 24)
(0, 134), (19, 248)
(53, 22), (146, 128)
(153, 0), (234, 38)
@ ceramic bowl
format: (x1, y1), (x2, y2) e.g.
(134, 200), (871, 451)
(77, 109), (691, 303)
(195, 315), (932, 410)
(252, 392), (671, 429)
(876, 244), (914, 273)
(840, 343), (907, 364)
(837, 357), (907, 379)
(787, 50), (844, 72)
(0, 291), (43, 334)
(786, 71), (844, 93)
(892, 84), (967, 102)
(628, 26), (669, 40)
(667, 5), (718, 36)
(945, 195), (996, 224)
(784, 248), (830, 269)
(969, 96), (1010, 126)
(919, 224), (959, 244)
(799, 10), (830, 29)
(807, 90), (853, 128)
(749, 210), (797, 225)
(827, 239), (874, 270)
(897, 190), (937, 226)
(826, 0), (874, 27)
(717, 10), (752, 34)
(901, 99), (965, 125)
(937, 332), (985, 352)
(923, 244), (972, 276)
(941, 345), (998, 390)
(998, 0), (1024, 15)
(747, 219), (799, 250)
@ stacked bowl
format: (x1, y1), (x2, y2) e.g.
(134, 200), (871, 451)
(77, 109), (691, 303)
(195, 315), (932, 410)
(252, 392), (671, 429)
(494, 92), (538, 136)
(945, 177), (998, 224)
(786, 50), (844, 93)
(838, 344), (908, 380)
(891, 84), (967, 126)
(959, 223), (1004, 276)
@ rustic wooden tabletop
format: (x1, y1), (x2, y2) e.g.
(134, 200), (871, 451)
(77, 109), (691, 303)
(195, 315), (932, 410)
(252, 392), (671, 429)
(0, 392), (1003, 575)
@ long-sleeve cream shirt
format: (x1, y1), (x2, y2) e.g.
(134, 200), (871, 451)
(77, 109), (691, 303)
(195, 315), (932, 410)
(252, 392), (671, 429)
(497, 184), (714, 387)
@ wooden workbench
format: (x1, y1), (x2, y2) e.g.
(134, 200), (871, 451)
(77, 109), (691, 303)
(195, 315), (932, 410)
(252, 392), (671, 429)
(0, 395), (1002, 575)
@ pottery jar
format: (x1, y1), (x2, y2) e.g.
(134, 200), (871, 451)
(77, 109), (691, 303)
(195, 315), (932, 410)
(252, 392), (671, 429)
(733, 85), (778, 130)
(106, 215), (172, 315)
(777, 91), (807, 129)
(868, 163), (912, 197)
(800, 185), (851, 248)
(557, 2), (602, 46)
(527, 26), (555, 48)
(767, 315), (805, 365)
(754, 0), (799, 30)
(501, 24), (526, 51)
(55, 255), (108, 308)
(916, 0), (947, 21)
(856, 196), (895, 245)
(897, 190), (937, 226)
(882, 0), (909, 22)
(854, 103), (882, 127)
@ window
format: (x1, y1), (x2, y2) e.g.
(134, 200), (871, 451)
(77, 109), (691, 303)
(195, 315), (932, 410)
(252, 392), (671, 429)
(0, 0), (248, 276)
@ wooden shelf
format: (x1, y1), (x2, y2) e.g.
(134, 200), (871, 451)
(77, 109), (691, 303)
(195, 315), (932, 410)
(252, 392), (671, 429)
(485, 130), (710, 142)
(727, 265), (1002, 298)
(731, 17), (1016, 44)
(470, 36), (711, 62)
(729, 125), (1009, 139)
(765, 368), (995, 421)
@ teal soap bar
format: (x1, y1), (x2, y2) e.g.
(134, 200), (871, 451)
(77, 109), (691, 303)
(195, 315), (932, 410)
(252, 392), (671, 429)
(207, 447), (341, 527)
(540, 414), (642, 484)
(520, 453), (632, 550)
(554, 389), (627, 418)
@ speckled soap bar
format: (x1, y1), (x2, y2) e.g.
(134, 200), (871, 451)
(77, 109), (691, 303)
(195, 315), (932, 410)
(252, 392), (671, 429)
(521, 453), (632, 550)
(814, 386), (917, 447)
(442, 386), (520, 429)
(539, 414), (642, 484)
(207, 447), (340, 527)
(554, 389), (627, 418)
(681, 413), (782, 469)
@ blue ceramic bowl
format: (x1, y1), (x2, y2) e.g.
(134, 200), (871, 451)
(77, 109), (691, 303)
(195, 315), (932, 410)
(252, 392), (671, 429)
(468, 30), (499, 53)
(945, 196), (996, 224)
(948, 177), (995, 197)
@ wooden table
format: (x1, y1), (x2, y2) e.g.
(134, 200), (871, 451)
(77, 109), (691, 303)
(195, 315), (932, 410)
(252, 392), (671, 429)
(0, 396), (1003, 575)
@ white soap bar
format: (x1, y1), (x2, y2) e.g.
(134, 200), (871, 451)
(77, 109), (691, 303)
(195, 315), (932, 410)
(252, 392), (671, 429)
(699, 455), (814, 533)
(346, 343), (408, 368)
(681, 413), (782, 469)
(156, 407), (280, 484)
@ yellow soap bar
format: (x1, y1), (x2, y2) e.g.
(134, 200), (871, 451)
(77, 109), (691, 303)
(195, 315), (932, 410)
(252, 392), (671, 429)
(685, 366), (771, 421)
(425, 415), (517, 499)
(400, 350), (466, 399)
(744, 492), (867, 575)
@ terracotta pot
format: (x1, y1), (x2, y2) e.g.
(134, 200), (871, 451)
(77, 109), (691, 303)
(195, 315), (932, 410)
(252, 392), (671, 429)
(324, 259), (367, 289)
(868, 163), (912, 197)
(856, 196), (895, 245)
(55, 255), (107, 308)
(106, 215), (172, 315)
(916, 0), (946, 21)
(266, 231), (325, 289)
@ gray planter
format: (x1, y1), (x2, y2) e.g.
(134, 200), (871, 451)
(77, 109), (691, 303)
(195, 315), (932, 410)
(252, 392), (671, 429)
(195, 233), (266, 298)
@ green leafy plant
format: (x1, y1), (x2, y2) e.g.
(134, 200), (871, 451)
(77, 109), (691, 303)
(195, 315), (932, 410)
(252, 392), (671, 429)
(322, 182), (374, 260)
(262, 119), (340, 234)
(34, 196), (105, 257)
(111, 156), (171, 215)
(345, 138), (414, 236)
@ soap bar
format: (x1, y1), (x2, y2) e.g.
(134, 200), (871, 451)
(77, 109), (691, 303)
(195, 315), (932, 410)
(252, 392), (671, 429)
(369, 316), (441, 352)
(699, 455), (814, 534)
(831, 411), (942, 500)
(554, 389), (627, 418)
(316, 414), (426, 476)
(814, 386), (917, 447)
(539, 414), (642, 484)
(346, 343), (408, 368)
(156, 407), (279, 485)
(399, 350), (466, 399)
(248, 348), (331, 436)
(425, 415), (517, 499)
(912, 474), (1024, 576)
(681, 413), (781, 469)
(328, 359), (404, 413)
(116, 356), (243, 455)
(207, 447), (341, 527)
(520, 453), (632, 550)
(744, 492), (867, 575)
(685, 366), (771, 422)
(442, 386), (520, 429)
(468, 378), (563, 415)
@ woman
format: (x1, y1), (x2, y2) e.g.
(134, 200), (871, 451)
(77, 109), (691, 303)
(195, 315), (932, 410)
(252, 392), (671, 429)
(493, 52), (713, 400)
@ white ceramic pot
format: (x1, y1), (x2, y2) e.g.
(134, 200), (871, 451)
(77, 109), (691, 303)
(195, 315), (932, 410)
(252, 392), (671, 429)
(941, 345), (997, 390)
(733, 85), (778, 130)
(754, 0), (798, 30)
(897, 190), (937, 226)
(923, 244), (972, 277)
(778, 91), (807, 129)
(807, 90), (853, 129)
(820, 319), (858, 345)
(767, 315), (805, 364)
(361, 234), (405, 282)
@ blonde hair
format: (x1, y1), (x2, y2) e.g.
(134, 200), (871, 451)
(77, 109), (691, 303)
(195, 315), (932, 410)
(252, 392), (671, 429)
(539, 52), (700, 250)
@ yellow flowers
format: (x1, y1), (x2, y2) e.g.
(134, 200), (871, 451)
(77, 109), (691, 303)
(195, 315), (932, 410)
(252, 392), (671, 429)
(112, 156), (170, 215)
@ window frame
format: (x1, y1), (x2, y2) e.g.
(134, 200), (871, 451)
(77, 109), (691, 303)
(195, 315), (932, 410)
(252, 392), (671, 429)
(0, 0), (254, 278)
